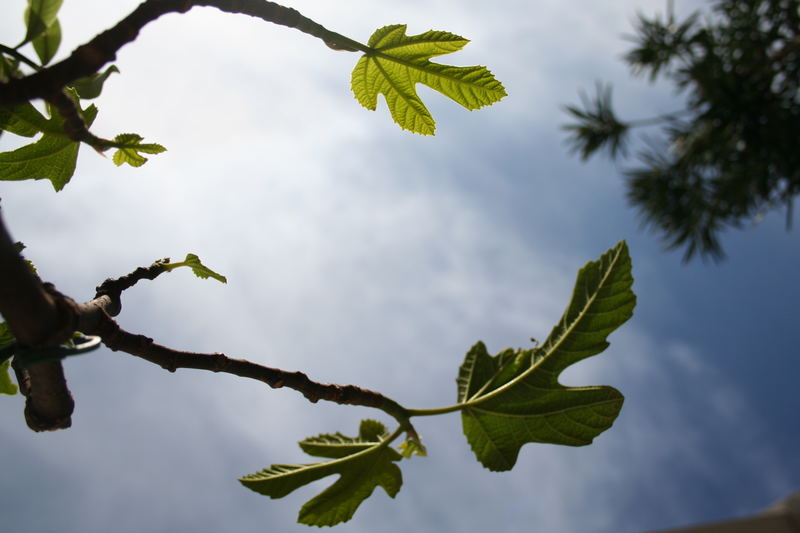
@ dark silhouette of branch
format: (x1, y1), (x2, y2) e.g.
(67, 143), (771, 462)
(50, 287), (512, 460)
(85, 312), (409, 420)
(0, 0), (365, 107)
(83, 262), (410, 422)
(0, 212), (410, 431)
(0, 209), (78, 430)
(44, 89), (112, 147)
(0, 1), (409, 433)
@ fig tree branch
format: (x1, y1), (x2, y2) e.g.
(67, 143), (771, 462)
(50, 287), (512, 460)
(0, 208), (76, 431)
(0, 0), (367, 106)
(83, 310), (410, 424)
(0, 212), (410, 431)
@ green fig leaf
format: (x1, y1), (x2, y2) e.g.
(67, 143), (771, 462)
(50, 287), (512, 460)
(163, 254), (227, 284)
(21, 0), (63, 46)
(241, 420), (402, 526)
(0, 103), (98, 191)
(0, 323), (14, 347)
(398, 438), (427, 459)
(351, 24), (506, 135)
(0, 360), (17, 395)
(32, 17), (61, 65)
(0, 323), (18, 395)
(0, 101), (61, 138)
(0, 55), (21, 84)
(459, 241), (635, 471)
(111, 133), (166, 167)
(72, 65), (120, 100)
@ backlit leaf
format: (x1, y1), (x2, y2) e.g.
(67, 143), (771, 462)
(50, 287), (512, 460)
(0, 104), (97, 191)
(459, 241), (635, 471)
(111, 133), (166, 167)
(0, 323), (17, 395)
(0, 102), (50, 137)
(241, 420), (402, 526)
(0, 361), (17, 395)
(351, 24), (506, 135)
(32, 17), (61, 65)
(398, 438), (427, 459)
(72, 65), (120, 100)
(0, 55), (21, 84)
(163, 254), (227, 284)
(21, 0), (63, 46)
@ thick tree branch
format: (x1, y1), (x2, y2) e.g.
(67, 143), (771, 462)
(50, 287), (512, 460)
(0, 0), (365, 106)
(0, 209), (77, 430)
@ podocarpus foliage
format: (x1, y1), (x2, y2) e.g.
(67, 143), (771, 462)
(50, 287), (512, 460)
(0, 0), (636, 526)
(564, 0), (800, 261)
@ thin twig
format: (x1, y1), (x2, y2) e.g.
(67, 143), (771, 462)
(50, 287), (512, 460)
(0, 44), (41, 72)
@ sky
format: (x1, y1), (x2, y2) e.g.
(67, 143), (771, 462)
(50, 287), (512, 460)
(1, 1), (799, 532)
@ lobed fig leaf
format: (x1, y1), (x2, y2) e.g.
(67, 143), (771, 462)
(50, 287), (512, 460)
(351, 24), (506, 135)
(458, 241), (635, 471)
(0, 103), (98, 191)
(111, 133), (166, 167)
(241, 420), (403, 526)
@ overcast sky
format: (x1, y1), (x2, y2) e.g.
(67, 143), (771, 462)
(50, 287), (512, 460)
(2, 1), (799, 532)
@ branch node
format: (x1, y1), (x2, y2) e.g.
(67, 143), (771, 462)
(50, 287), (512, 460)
(211, 352), (228, 372)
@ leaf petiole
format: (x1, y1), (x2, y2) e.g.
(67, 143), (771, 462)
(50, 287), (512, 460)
(405, 404), (465, 417)
(0, 43), (41, 71)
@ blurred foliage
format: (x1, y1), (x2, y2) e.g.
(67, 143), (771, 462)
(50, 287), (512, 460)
(564, 0), (800, 260)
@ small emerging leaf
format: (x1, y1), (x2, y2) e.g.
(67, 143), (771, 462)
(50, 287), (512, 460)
(241, 420), (402, 526)
(73, 65), (120, 100)
(0, 323), (18, 395)
(351, 24), (506, 135)
(398, 439), (427, 459)
(0, 55), (21, 84)
(14, 242), (38, 276)
(458, 241), (635, 471)
(0, 323), (14, 347)
(164, 254), (227, 284)
(111, 133), (166, 167)
(0, 360), (17, 395)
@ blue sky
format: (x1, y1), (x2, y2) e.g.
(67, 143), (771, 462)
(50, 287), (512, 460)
(1, 1), (799, 532)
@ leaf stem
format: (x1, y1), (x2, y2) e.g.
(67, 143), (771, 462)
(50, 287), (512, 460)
(405, 404), (464, 417)
(0, 0), (373, 105)
(383, 425), (406, 446)
(0, 44), (41, 72)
